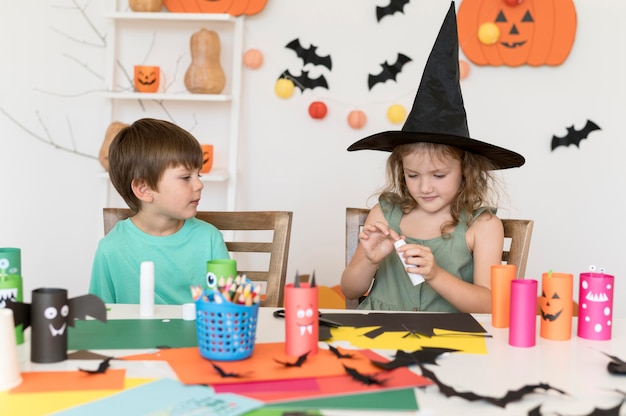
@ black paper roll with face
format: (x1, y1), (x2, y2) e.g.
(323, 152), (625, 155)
(31, 288), (70, 363)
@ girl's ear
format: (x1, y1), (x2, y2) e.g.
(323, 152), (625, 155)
(131, 178), (154, 203)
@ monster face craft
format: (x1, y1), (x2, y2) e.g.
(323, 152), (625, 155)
(578, 269), (614, 341)
(284, 274), (319, 357)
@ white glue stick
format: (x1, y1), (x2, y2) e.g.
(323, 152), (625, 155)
(140, 261), (155, 316)
(394, 239), (425, 286)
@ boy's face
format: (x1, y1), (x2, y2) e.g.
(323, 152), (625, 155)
(150, 165), (204, 219)
(401, 150), (462, 216)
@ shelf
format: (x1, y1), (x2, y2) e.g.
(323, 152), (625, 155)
(101, 91), (232, 102)
(104, 12), (236, 22)
(99, 168), (230, 182)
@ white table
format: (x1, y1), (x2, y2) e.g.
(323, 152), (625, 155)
(16, 305), (626, 415)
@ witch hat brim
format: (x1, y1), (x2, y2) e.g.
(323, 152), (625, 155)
(347, 2), (525, 170)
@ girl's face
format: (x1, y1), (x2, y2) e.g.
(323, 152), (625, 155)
(401, 149), (463, 215)
(151, 164), (204, 220)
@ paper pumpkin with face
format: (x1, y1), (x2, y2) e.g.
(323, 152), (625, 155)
(458, 0), (577, 67)
(578, 269), (614, 340)
(133, 65), (160, 93)
(539, 272), (573, 340)
(6, 288), (107, 363)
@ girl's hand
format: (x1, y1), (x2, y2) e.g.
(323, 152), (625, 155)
(358, 221), (396, 265)
(397, 242), (440, 281)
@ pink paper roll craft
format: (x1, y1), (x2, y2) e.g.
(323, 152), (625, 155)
(509, 279), (537, 348)
(578, 266), (614, 340)
(539, 272), (573, 340)
(491, 264), (516, 328)
(284, 272), (319, 357)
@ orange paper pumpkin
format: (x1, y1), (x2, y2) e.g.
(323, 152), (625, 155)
(134, 65), (160, 93)
(458, 0), (577, 67)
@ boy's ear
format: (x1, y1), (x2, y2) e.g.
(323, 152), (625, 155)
(131, 178), (154, 202)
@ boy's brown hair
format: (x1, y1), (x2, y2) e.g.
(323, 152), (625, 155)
(108, 118), (203, 212)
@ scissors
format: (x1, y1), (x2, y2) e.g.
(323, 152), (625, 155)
(272, 309), (343, 328)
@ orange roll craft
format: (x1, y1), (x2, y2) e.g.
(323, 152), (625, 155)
(284, 272), (319, 357)
(539, 271), (573, 340)
(491, 264), (516, 328)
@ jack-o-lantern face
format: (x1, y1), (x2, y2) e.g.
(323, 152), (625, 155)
(133, 65), (160, 93)
(539, 290), (563, 322)
(458, 0), (577, 67)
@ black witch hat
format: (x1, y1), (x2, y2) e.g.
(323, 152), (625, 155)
(347, 2), (524, 170)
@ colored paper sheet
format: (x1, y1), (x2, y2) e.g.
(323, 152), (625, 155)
(0, 378), (150, 416)
(122, 343), (384, 385)
(68, 318), (197, 350)
(264, 387), (419, 411)
(50, 378), (263, 416)
(10, 369), (126, 393)
(317, 313), (489, 354)
(212, 349), (430, 403)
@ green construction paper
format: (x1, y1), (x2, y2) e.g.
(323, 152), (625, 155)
(68, 318), (198, 350)
(247, 388), (418, 413)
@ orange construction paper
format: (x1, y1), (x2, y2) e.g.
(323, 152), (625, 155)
(122, 342), (382, 385)
(10, 369), (126, 393)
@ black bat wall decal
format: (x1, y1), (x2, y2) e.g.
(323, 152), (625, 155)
(285, 39), (332, 70)
(418, 363), (567, 407)
(550, 119), (601, 151)
(376, 0), (411, 22)
(279, 70), (329, 92)
(368, 53), (412, 90)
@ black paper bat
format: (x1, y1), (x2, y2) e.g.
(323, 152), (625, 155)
(418, 363), (567, 407)
(376, 0), (411, 22)
(343, 364), (386, 386)
(79, 356), (114, 374)
(550, 119), (601, 151)
(327, 343), (354, 359)
(285, 39), (332, 70)
(368, 53), (412, 90)
(372, 347), (459, 370)
(274, 351), (309, 367)
(601, 352), (626, 375)
(528, 400), (625, 416)
(211, 361), (245, 378)
(279, 70), (329, 92)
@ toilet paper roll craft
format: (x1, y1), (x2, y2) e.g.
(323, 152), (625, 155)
(284, 271), (319, 357)
(6, 288), (107, 363)
(509, 279), (538, 348)
(0, 247), (24, 344)
(539, 271), (573, 340)
(577, 265), (614, 340)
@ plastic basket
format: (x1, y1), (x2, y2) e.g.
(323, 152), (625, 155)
(195, 291), (259, 361)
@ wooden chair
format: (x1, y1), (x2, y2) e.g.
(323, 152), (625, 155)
(344, 207), (534, 309)
(103, 208), (293, 307)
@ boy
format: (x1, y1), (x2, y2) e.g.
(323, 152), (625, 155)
(89, 118), (229, 304)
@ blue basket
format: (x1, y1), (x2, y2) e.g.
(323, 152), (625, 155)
(195, 291), (259, 361)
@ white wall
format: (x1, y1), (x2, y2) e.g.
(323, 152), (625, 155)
(1, 1), (624, 315)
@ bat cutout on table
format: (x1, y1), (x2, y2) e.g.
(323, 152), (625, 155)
(343, 364), (386, 386)
(376, 0), (411, 22)
(274, 351), (309, 367)
(285, 38), (332, 70)
(372, 348), (459, 370)
(327, 343), (354, 359)
(600, 352), (626, 375)
(418, 363), (567, 408)
(78, 356), (114, 374)
(279, 70), (329, 92)
(368, 53), (412, 90)
(210, 361), (249, 378)
(528, 400), (625, 416)
(550, 119), (601, 151)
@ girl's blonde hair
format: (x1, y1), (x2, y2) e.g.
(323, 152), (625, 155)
(379, 142), (501, 235)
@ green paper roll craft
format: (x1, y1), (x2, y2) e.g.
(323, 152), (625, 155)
(0, 247), (24, 344)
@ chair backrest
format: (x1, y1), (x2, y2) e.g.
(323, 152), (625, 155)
(344, 207), (534, 308)
(103, 208), (293, 307)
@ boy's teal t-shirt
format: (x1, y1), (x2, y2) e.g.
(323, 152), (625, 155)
(89, 217), (230, 304)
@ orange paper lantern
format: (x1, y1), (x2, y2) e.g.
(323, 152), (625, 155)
(243, 49), (264, 69)
(308, 101), (327, 119)
(275, 78), (295, 99)
(458, 0), (577, 67)
(347, 110), (367, 129)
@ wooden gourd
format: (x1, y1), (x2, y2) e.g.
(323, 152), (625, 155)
(184, 29), (226, 94)
(99, 122), (129, 171)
